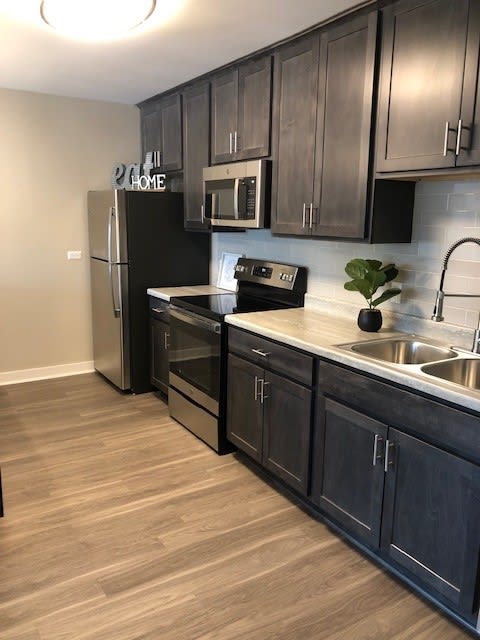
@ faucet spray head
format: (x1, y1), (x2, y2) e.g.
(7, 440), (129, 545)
(431, 290), (445, 322)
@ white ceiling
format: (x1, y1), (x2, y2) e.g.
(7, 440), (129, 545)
(0, 0), (362, 105)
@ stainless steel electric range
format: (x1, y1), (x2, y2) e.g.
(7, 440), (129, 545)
(168, 258), (307, 454)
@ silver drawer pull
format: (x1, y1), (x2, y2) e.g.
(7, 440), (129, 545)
(152, 308), (166, 314)
(384, 440), (395, 473)
(261, 380), (270, 403)
(254, 375), (261, 401)
(372, 434), (383, 467)
(251, 348), (271, 357)
(443, 120), (450, 156)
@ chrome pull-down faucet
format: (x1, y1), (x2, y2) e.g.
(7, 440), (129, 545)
(431, 237), (480, 354)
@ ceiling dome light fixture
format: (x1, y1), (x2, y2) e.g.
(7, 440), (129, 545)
(40, 0), (157, 41)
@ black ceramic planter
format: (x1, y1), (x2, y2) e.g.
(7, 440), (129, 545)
(357, 308), (382, 332)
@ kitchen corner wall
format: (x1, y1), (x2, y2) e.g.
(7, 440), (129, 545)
(212, 180), (480, 330)
(0, 88), (139, 382)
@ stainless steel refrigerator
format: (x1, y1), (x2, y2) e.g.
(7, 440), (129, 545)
(88, 190), (210, 393)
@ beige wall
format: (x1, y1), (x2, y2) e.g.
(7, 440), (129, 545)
(0, 89), (140, 378)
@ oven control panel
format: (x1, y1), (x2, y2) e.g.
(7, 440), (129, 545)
(234, 258), (307, 292)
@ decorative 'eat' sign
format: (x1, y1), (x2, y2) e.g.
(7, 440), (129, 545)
(111, 152), (166, 190)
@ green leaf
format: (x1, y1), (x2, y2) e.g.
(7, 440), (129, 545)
(365, 259), (383, 271)
(344, 278), (373, 300)
(365, 269), (386, 294)
(345, 258), (370, 280)
(380, 264), (399, 283)
(371, 288), (401, 307)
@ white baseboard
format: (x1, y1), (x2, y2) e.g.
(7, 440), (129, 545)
(0, 361), (95, 386)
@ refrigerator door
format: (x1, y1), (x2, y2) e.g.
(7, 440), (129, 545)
(88, 190), (128, 263)
(90, 257), (130, 390)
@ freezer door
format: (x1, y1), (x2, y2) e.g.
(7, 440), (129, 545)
(90, 258), (130, 390)
(87, 190), (128, 263)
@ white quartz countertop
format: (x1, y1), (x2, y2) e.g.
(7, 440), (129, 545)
(147, 285), (230, 301)
(225, 307), (480, 414)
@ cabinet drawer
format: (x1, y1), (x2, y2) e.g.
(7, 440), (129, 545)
(149, 297), (170, 322)
(229, 327), (313, 386)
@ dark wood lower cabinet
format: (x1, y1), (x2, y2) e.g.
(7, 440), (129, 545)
(226, 355), (263, 462)
(150, 318), (170, 394)
(381, 428), (480, 617)
(312, 399), (388, 548)
(226, 336), (313, 495)
(262, 371), (312, 495)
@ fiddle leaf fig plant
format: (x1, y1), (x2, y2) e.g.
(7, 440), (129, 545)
(344, 258), (401, 309)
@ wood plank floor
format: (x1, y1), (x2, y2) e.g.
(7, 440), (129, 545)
(0, 373), (472, 639)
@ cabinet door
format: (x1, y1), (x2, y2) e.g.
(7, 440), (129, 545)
(141, 105), (162, 158)
(381, 429), (480, 617)
(160, 94), (182, 171)
(313, 12), (377, 238)
(150, 319), (169, 393)
(237, 56), (272, 160)
(226, 355), (263, 462)
(183, 83), (210, 230)
(312, 399), (388, 548)
(376, 0), (469, 172)
(262, 371), (312, 495)
(271, 35), (319, 235)
(457, 1), (480, 166)
(211, 69), (238, 164)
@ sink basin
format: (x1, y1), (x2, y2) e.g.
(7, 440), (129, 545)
(421, 358), (480, 390)
(348, 338), (458, 365)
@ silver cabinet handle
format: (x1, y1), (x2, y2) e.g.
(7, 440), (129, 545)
(261, 380), (270, 403)
(384, 440), (395, 473)
(229, 132), (233, 154)
(201, 204), (204, 223)
(152, 308), (166, 315)
(443, 121), (450, 157)
(251, 348), (271, 357)
(455, 119), (463, 156)
(309, 202), (314, 230)
(302, 203), (306, 228)
(254, 375), (261, 401)
(164, 331), (170, 350)
(234, 130), (238, 153)
(372, 434), (383, 466)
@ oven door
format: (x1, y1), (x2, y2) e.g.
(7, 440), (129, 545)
(169, 306), (222, 416)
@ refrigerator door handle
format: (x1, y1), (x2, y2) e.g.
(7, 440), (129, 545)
(107, 206), (114, 263)
(109, 262), (121, 317)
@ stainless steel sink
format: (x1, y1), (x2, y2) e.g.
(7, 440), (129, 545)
(347, 338), (458, 365)
(421, 358), (480, 390)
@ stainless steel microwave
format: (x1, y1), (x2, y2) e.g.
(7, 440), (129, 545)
(202, 159), (269, 229)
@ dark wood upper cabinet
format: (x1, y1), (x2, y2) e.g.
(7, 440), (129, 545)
(458, 0), (480, 166)
(381, 429), (480, 617)
(141, 93), (182, 172)
(182, 83), (210, 230)
(313, 12), (378, 238)
(271, 12), (414, 241)
(376, 0), (471, 172)
(211, 56), (272, 164)
(271, 35), (319, 236)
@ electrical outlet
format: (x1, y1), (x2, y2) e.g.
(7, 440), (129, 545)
(67, 250), (82, 260)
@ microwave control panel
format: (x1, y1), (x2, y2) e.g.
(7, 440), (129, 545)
(238, 177), (257, 219)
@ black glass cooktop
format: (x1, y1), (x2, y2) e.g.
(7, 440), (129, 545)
(170, 293), (285, 321)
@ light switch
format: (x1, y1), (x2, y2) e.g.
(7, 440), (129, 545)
(67, 250), (82, 260)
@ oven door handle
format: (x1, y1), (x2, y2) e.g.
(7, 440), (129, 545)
(170, 306), (222, 334)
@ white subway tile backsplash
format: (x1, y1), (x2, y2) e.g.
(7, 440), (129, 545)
(211, 180), (480, 330)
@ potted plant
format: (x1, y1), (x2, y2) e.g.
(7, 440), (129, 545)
(344, 258), (401, 332)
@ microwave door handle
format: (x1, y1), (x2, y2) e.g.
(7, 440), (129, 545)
(233, 178), (240, 220)
(211, 193), (218, 218)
